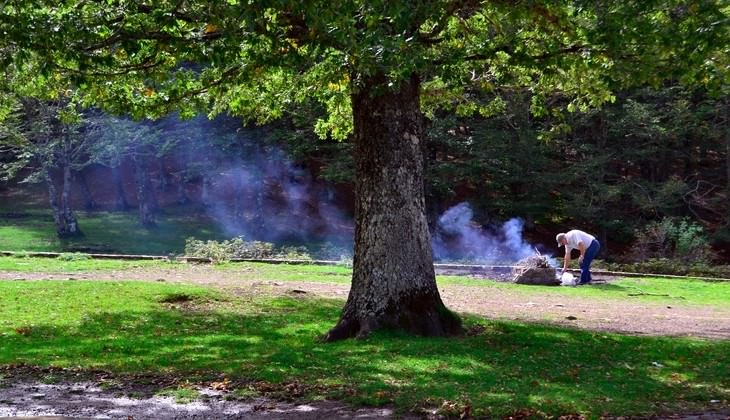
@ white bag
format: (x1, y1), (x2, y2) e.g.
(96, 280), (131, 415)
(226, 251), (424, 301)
(560, 272), (576, 286)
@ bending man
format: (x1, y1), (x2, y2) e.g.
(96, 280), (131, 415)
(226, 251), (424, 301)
(556, 229), (601, 285)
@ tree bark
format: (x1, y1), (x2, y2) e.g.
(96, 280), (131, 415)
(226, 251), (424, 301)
(111, 166), (130, 211)
(133, 152), (156, 227)
(325, 73), (462, 341)
(232, 167), (247, 230)
(45, 170), (64, 236)
(157, 156), (171, 192)
(74, 170), (97, 210)
(200, 173), (212, 209)
(252, 168), (266, 235)
(176, 171), (190, 205)
(724, 97), (730, 230)
(60, 157), (83, 237)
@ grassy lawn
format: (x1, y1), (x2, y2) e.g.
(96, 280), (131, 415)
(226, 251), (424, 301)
(0, 207), (225, 255)
(437, 275), (730, 309)
(0, 254), (172, 272)
(0, 270), (729, 417)
(1, 255), (729, 309)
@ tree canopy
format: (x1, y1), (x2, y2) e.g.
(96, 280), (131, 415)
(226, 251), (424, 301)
(3, 1), (726, 125)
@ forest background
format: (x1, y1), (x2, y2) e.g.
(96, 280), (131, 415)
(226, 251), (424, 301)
(1, 82), (728, 271)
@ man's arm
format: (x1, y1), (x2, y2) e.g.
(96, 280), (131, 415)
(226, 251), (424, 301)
(563, 250), (572, 272)
(577, 241), (586, 263)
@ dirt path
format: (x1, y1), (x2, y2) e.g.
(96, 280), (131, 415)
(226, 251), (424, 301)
(0, 378), (404, 419)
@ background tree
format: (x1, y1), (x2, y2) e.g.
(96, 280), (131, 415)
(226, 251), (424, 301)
(554, 86), (729, 254)
(87, 115), (170, 227)
(2, 1), (726, 340)
(427, 91), (558, 227)
(0, 97), (89, 237)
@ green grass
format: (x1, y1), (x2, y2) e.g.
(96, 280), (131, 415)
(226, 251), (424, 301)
(437, 275), (730, 309)
(216, 261), (354, 283)
(0, 279), (728, 418)
(2, 256), (729, 309)
(0, 255), (173, 272)
(0, 207), (226, 255)
(156, 386), (202, 403)
(224, 262), (730, 309)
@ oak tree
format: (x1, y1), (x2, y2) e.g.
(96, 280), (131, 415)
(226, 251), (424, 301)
(2, 1), (726, 340)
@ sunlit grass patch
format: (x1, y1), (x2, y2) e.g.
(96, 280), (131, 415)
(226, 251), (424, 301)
(156, 385), (202, 404)
(0, 255), (176, 272)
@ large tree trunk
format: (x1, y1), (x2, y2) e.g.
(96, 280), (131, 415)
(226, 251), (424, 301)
(325, 73), (462, 341)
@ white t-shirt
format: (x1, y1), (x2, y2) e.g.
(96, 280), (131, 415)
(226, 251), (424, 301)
(564, 229), (596, 253)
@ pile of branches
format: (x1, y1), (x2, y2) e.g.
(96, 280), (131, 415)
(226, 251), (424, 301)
(511, 255), (560, 286)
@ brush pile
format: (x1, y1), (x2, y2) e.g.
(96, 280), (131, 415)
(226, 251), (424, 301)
(511, 255), (560, 286)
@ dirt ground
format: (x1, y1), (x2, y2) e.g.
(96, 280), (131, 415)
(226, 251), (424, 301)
(1, 265), (730, 419)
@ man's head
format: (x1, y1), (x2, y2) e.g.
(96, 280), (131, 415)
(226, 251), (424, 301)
(556, 233), (567, 247)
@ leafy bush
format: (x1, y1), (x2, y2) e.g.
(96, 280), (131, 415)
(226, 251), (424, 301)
(184, 237), (311, 263)
(630, 217), (714, 264)
(277, 246), (313, 260)
(310, 243), (353, 262)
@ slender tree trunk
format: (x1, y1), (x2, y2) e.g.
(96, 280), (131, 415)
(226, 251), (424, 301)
(158, 156), (171, 192)
(45, 169), (64, 236)
(325, 73), (462, 341)
(252, 168), (266, 235)
(594, 114), (607, 257)
(133, 152), (156, 227)
(74, 170), (97, 210)
(200, 172), (211, 209)
(60, 158), (83, 237)
(233, 168), (245, 228)
(176, 172), (190, 205)
(111, 166), (130, 211)
(724, 97), (730, 229)
(148, 176), (161, 213)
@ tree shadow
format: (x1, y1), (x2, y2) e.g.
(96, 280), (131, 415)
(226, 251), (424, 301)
(591, 282), (631, 291)
(2, 294), (728, 418)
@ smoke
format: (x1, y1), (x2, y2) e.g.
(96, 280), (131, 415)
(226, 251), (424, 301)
(204, 150), (353, 248)
(157, 115), (556, 264)
(192, 137), (353, 255)
(432, 202), (543, 264)
(138, 113), (354, 257)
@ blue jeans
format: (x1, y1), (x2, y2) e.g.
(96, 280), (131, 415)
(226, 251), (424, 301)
(580, 239), (600, 284)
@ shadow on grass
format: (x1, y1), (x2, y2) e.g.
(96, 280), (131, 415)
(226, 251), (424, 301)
(2, 293), (729, 418)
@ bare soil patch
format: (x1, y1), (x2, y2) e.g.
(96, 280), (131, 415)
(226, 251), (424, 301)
(0, 367), (403, 419)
